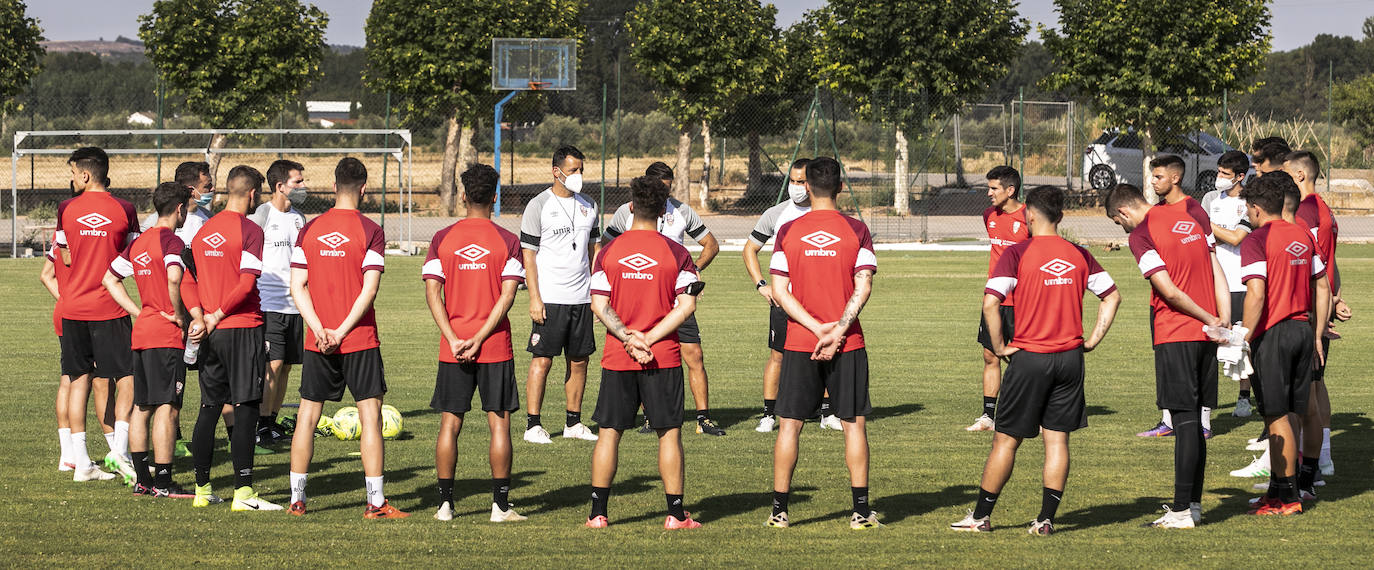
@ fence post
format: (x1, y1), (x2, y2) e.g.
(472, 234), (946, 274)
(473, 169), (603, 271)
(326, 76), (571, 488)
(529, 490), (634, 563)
(1017, 87), (1025, 192)
(1222, 89), (1229, 147)
(381, 91), (391, 232)
(600, 82), (608, 233)
(1326, 61), (1333, 193)
(156, 79), (164, 183)
(1066, 100), (1073, 190)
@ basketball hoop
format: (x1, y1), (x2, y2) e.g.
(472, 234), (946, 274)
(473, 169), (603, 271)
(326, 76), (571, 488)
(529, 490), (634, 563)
(528, 81), (552, 91)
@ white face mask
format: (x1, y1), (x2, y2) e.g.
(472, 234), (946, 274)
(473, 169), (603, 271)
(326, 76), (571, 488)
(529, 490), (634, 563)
(1214, 176), (1236, 192)
(788, 183), (808, 204)
(559, 171), (583, 193)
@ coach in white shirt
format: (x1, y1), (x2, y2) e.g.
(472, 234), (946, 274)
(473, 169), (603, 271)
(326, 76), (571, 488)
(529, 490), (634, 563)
(141, 161), (213, 242)
(249, 159), (309, 443)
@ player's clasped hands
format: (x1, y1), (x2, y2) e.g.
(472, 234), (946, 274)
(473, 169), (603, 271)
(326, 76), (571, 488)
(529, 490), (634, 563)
(811, 322), (844, 361)
(318, 328), (343, 354)
(452, 338), (480, 363)
(622, 330), (654, 364)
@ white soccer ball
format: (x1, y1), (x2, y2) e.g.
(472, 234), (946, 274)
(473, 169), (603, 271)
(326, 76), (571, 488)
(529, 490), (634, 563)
(381, 404), (403, 439)
(332, 406), (361, 441)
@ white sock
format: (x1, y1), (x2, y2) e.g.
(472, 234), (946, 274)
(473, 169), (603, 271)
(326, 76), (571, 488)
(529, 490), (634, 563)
(290, 471), (307, 504)
(365, 476), (385, 507)
(1161, 409), (1172, 428)
(1320, 428), (1332, 464)
(103, 431), (117, 456)
(58, 428), (72, 464)
(1201, 407), (1212, 431)
(71, 431), (92, 468)
(114, 421), (130, 458)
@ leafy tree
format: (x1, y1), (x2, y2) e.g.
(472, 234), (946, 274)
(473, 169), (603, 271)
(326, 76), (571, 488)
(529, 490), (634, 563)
(0, 0), (44, 138)
(1043, 0), (1270, 200)
(366, 0), (584, 215)
(1364, 15), (1374, 41)
(816, 0), (1027, 209)
(1334, 73), (1374, 152)
(1229, 34), (1374, 122)
(139, 0), (328, 178)
(627, 0), (777, 206)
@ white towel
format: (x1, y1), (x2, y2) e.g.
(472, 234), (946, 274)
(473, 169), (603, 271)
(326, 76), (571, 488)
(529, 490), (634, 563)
(1214, 322), (1252, 381)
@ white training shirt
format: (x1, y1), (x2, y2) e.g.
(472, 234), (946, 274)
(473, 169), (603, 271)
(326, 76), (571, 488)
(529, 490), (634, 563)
(249, 202), (307, 313)
(603, 197), (710, 245)
(520, 188), (601, 305)
(748, 200), (811, 246)
(1201, 188), (1250, 293)
(142, 206), (210, 245)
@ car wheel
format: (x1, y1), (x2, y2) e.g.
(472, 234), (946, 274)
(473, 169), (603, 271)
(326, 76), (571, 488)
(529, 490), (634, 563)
(1197, 170), (1217, 193)
(1088, 164), (1116, 191)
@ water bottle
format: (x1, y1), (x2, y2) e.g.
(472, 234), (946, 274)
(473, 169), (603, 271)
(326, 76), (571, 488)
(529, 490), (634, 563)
(1202, 324), (1229, 343)
(183, 341), (200, 365)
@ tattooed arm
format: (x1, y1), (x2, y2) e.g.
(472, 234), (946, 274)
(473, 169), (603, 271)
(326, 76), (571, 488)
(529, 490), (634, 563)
(815, 269), (874, 360)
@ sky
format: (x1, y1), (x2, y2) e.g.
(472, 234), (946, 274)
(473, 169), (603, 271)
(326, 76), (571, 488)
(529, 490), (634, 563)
(29, 0), (1371, 53)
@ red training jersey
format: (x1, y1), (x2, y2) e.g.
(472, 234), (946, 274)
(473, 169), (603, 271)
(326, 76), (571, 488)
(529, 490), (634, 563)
(291, 209), (386, 354)
(422, 218), (526, 363)
(590, 229), (699, 371)
(984, 204), (1029, 307)
(48, 234), (70, 337)
(985, 236), (1117, 353)
(55, 191), (140, 321)
(1129, 201), (1218, 345)
(186, 211), (264, 329)
(769, 210), (878, 353)
(1240, 220), (1326, 336)
(110, 227), (186, 350)
(1295, 193), (1337, 286)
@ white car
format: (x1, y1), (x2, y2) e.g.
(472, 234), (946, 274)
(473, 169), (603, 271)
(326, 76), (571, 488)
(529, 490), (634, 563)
(1083, 129), (1233, 195)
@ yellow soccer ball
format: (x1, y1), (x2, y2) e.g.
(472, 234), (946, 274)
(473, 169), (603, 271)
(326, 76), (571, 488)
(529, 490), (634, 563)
(332, 407), (361, 441)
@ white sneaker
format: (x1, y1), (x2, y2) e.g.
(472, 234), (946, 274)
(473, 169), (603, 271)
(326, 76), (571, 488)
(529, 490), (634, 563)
(562, 423), (598, 441)
(1252, 481), (1269, 492)
(72, 464), (116, 482)
(435, 501), (454, 521)
(1246, 438), (1269, 452)
(949, 510), (991, 532)
(1318, 457), (1334, 477)
(1230, 455), (1270, 478)
(965, 414), (995, 432)
(490, 503), (527, 522)
(820, 415), (843, 431)
(1149, 506), (1195, 529)
(1233, 398), (1253, 418)
(1189, 502), (1202, 525)
(755, 415), (776, 433)
(105, 452), (137, 481)
(523, 425), (553, 444)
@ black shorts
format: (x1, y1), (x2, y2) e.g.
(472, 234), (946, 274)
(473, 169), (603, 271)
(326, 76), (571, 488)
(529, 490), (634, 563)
(995, 348), (1087, 438)
(593, 367), (684, 430)
(60, 317), (134, 378)
(134, 348), (186, 407)
(431, 360), (520, 415)
(1229, 291), (1245, 326)
(768, 305), (788, 352)
(264, 312), (304, 365)
(1251, 320), (1313, 417)
(776, 348), (872, 420)
(300, 348), (386, 402)
(976, 305), (1016, 352)
(1153, 341), (1218, 410)
(527, 303), (596, 358)
(679, 313), (701, 345)
(198, 326), (266, 406)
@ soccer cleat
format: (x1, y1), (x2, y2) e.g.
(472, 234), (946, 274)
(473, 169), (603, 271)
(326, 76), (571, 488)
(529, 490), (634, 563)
(755, 415), (776, 433)
(1203, 428), (1213, 440)
(523, 425), (553, 444)
(562, 423), (599, 441)
(105, 453), (137, 486)
(158, 484), (195, 499)
(72, 465), (117, 482)
(1246, 496), (1279, 512)
(1136, 422), (1174, 437)
(1319, 457), (1334, 477)
(696, 418), (726, 436)
(950, 511), (992, 532)
(1300, 488), (1317, 502)
(766, 512), (790, 528)
(58, 460), (75, 472)
(1247, 438), (1269, 452)
(585, 515), (609, 528)
(1148, 506), (1195, 529)
(965, 414), (995, 432)
(174, 439), (192, 458)
(434, 501), (454, 521)
(288, 501), (307, 516)
(363, 500), (410, 519)
(665, 512), (702, 530)
(231, 486), (283, 511)
(278, 416), (297, 432)
(133, 483), (157, 496)
(490, 503), (527, 522)
(1230, 455), (1270, 478)
(192, 484), (223, 507)
(1251, 499), (1302, 516)
(850, 511), (882, 530)
(638, 418), (653, 434)
(1233, 397), (1254, 417)
(1190, 502), (1203, 525)
(1028, 519), (1054, 536)
(253, 444), (274, 455)
(1315, 473), (1326, 487)
(820, 415), (843, 431)
(257, 426), (288, 446)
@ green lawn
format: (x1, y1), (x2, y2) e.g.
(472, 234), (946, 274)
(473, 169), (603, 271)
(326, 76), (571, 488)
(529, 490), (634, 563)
(2, 247), (1372, 566)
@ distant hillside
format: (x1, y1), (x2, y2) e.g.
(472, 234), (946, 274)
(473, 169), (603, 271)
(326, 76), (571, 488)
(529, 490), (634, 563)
(41, 37), (144, 60)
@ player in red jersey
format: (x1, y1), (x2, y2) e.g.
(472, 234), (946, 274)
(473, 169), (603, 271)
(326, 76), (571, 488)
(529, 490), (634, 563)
(584, 176), (702, 530)
(41, 232), (79, 472)
(423, 164), (528, 523)
(766, 157), (881, 530)
(287, 158), (407, 519)
(54, 147), (140, 483)
(1107, 182), (1229, 528)
(104, 182), (196, 498)
(969, 166), (1029, 432)
(182, 165), (280, 511)
(951, 186), (1120, 535)
(1236, 171), (1330, 515)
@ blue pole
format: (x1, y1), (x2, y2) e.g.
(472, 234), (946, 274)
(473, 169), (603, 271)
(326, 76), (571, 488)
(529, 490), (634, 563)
(493, 90), (519, 217)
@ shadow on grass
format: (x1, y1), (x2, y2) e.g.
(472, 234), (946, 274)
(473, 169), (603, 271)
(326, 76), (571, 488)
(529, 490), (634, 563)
(385, 469), (548, 512)
(709, 403), (926, 432)
(1085, 405), (1115, 417)
(306, 464), (431, 511)
(1054, 495), (1166, 533)
(878, 484), (979, 524)
(520, 474), (661, 516)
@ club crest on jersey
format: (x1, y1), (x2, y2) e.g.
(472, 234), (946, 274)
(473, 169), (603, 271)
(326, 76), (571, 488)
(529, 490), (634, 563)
(456, 244), (490, 269)
(800, 230), (840, 256)
(76, 213), (112, 236)
(1285, 241), (1310, 265)
(1013, 221), (1022, 234)
(201, 232), (227, 256)
(1039, 258), (1077, 285)
(619, 253), (658, 279)
(317, 232), (350, 256)
(579, 205), (589, 217)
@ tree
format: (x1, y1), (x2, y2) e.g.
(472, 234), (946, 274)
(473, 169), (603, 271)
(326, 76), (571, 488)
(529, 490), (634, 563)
(1334, 73), (1374, 154)
(366, 0), (583, 216)
(627, 0), (778, 206)
(139, 0), (328, 178)
(0, 0), (44, 141)
(1043, 0), (1270, 201)
(816, 0), (1027, 209)
(1227, 34), (1374, 123)
(1364, 15), (1374, 41)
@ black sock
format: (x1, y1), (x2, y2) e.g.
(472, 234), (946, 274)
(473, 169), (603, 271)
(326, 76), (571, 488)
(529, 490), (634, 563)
(231, 404), (258, 488)
(666, 493), (686, 521)
(154, 463), (172, 489)
(267, 412), (278, 426)
(225, 423), (234, 440)
(696, 409), (709, 422)
(527, 414), (541, 431)
(772, 490), (790, 516)
(131, 451), (152, 488)
(1268, 477), (1295, 502)
(566, 410), (581, 428)
(590, 486), (611, 519)
(192, 405), (218, 487)
(763, 399), (776, 417)
(973, 487), (999, 519)
(983, 396), (998, 419)
(438, 478), (454, 505)
(851, 486), (871, 518)
(1238, 389), (1250, 399)
(819, 397), (832, 417)
(1039, 487), (1063, 522)
(493, 478), (511, 511)
(175, 424), (183, 441)
(1170, 409), (1203, 511)
(1298, 456), (1319, 490)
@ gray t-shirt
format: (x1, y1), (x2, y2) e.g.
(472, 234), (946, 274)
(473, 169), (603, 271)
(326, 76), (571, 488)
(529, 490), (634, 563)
(603, 197), (709, 245)
(748, 200), (810, 246)
(520, 188), (601, 305)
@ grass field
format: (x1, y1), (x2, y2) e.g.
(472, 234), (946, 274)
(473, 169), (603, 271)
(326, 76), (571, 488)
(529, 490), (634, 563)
(3, 247), (1373, 566)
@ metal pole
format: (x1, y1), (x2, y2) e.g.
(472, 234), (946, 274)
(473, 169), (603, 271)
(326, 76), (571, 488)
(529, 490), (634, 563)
(1223, 89), (1229, 147)
(600, 82), (607, 232)
(1066, 101), (1073, 190)
(1327, 61), (1333, 193)
(493, 90), (519, 217)
(11, 146), (17, 258)
(156, 79), (164, 182)
(615, 55), (621, 190)
(1018, 87), (1025, 189)
(382, 91), (391, 232)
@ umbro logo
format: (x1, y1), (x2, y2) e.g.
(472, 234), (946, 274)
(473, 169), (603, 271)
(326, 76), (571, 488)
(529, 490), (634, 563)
(202, 232), (226, 249)
(801, 230), (840, 249)
(619, 253), (658, 272)
(456, 244), (490, 262)
(134, 252), (153, 267)
(1040, 258), (1076, 277)
(1285, 241), (1309, 258)
(317, 232), (350, 249)
(1171, 221), (1197, 235)
(76, 213), (112, 229)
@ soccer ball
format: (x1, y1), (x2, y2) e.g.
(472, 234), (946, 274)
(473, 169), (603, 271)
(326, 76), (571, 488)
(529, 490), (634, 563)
(381, 404), (403, 439)
(332, 407), (361, 441)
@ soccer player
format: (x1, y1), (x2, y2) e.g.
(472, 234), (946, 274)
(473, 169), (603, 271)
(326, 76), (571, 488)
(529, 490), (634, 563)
(287, 158), (407, 518)
(181, 165), (280, 510)
(603, 161), (725, 436)
(423, 164), (528, 523)
(1236, 171), (1329, 516)
(585, 176), (703, 530)
(41, 183), (84, 473)
(951, 185), (1120, 535)
(104, 182), (196, 497)
(250, 159), (309, 445)
(969, 165), (1029, 432)
(519, 145), (602, 444)
(1201, 150), (1255, 417)
(1106, 182), (1228, 528)
(1250, 138), (1290, 176)
(142, 161), (214, 242)
(54, 147), (139, 483)
(767, 157), (881, 530)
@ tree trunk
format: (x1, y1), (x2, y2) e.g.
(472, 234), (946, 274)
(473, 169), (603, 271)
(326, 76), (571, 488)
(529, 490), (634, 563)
(953, 114), (966, 187)
(455, 123), (477, 216)
(894, 128), (909, 211)
(205, 132), (228, 186)
(672, 129), (691, 203)
(439, 111), (461, 216)
(699, 120), (711, 210)
(747, 130), (762, 196)
(1141, 127), (1156, 204)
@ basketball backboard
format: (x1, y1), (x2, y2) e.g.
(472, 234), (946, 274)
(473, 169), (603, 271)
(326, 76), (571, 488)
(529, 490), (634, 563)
(491, 38), (576, 91)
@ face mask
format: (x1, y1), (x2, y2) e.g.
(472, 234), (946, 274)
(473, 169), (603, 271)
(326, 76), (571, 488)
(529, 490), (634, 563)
(560, 172), (583, 193)
(287, 187), (308, 205)
(1214, 176), (1236, 192)
(195, 192), (213, 208)
(787, 183), (808, 204)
